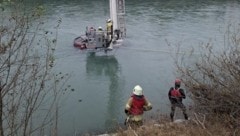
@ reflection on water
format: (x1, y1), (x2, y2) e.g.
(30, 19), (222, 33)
(3, 0), (240, 135)
(86, 53), (119, 77)
(86, 53), (124, 133)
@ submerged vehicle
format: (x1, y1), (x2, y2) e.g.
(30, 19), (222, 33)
(73, 0), (126, 51)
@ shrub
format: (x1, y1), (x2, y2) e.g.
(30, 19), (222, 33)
(175, 24), (240, 130)
(0, 1), (67, 136)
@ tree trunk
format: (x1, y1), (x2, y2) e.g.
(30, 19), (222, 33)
(0, 86), (4, 136)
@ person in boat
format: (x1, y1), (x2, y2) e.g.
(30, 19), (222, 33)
(96, 26), (106, 47)
(97, 26), (102, 31)
(106, 19), (113, 41)
(168, 79), (188, 122)
(124, 85), (152, 128)
(105, 19), (113, 47)
(89, 26), (96, 38)
(85, 26), (96, 38)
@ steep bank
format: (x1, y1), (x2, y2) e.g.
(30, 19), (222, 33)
(95, 115), (238, 136)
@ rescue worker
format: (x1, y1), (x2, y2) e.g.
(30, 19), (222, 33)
(106, 19), (113, 39)
(89, 27), (96, 38)
(98, 26), (103, 31)
(168, 79), (188, 122)
(96, 26), (105, 48)
(86, 26), (96, 38)
(106, 19), (113, 48)
(124, 85), (152, 128)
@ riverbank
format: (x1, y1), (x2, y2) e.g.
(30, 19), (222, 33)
(94, 114), (237, 136)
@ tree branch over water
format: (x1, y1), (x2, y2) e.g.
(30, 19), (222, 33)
(175, 23), (240, 132)
(0, 1), (69, 136)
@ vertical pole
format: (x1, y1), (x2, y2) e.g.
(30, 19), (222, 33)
(111, 0), (118, 31)
(109, 0), (112, 20)
(0, 85), (4, 136)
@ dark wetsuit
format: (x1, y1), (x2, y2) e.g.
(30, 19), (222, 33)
(168, 87), (188, 121)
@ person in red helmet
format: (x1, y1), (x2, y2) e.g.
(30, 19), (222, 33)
(168, 79), (188, 122)
(124, 85), (152, 127)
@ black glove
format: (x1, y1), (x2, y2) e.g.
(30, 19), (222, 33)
(143, 106), (152, 111)
(124, 109), (129, 115)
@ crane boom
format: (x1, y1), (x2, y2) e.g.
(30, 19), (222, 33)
(109, 0), (126, 39)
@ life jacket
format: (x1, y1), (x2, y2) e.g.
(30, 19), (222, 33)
(170, 88), (182, 98)
(129, 95), (145, 115)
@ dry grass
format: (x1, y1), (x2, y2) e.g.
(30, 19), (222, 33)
(174, 24), (240, 128)
(116, 116), (237, 136)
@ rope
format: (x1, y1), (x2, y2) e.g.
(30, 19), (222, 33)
(120, 47), (200, 55)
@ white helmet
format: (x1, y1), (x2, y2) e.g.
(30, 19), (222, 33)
(107, 19), (112, 22)
(98, 26), (103, 30)
(133, 85), (143, 96)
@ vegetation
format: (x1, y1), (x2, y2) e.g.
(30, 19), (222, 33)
(0, 1), (69, 136)
(2, 0), (239, 135)
(175, 24), (240, 131)
(113, 24), (240, 136)
(116, 116), (233, 136)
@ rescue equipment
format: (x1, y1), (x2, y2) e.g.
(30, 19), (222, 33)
(73, 0), (126, 52)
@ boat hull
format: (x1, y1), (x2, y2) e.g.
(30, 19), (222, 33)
(73, 36), (87, 50)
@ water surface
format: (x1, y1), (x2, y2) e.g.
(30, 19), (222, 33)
(10, 0), (240, 135)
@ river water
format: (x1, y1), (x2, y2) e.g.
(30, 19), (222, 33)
(15, 0), (240, 135)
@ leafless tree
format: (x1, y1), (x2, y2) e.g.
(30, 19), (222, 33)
(0, 1), (69, 136)
(174, 24), (240, 131)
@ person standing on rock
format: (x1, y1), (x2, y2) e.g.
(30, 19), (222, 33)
(124, 85), (152, 127)
(168, 79), (188, 122)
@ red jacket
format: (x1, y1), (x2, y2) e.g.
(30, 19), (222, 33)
(129, 95), (146, 115)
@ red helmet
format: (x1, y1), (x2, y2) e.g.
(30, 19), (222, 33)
(175, 79), (181, 85)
